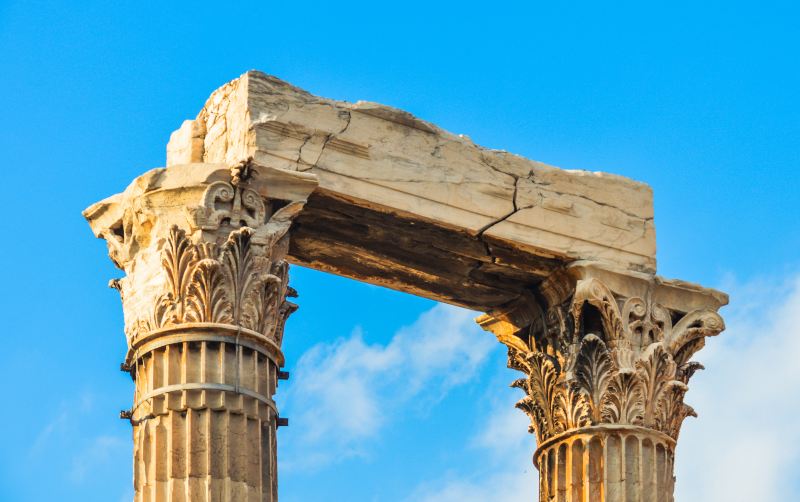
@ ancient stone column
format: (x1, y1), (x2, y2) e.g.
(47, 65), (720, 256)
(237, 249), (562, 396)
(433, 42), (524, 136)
(84, 160), (317, 501)
(478, 264), (727, 502)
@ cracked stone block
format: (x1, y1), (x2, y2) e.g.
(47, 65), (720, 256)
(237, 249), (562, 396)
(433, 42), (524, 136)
(165, 71), (657, 308)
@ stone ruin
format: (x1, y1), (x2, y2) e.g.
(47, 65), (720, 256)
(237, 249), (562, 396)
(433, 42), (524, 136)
(85, 71), (727, 501)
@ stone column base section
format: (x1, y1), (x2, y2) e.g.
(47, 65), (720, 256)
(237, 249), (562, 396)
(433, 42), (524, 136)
(85, 160), (318, 501)
(130, 327), (281, 501)
(478, 263), (727, 502)
(535, 426), (675, 502)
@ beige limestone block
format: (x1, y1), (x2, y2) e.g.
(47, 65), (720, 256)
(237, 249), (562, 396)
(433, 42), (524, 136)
(166, 120), (205, 166)
(167, 71), (657, 274)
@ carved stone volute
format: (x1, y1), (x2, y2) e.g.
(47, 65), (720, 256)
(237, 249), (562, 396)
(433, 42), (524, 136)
(84, 160), (317, 351)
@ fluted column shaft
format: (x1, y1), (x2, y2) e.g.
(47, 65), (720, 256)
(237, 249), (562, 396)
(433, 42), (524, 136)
(129, 329), (281, 501)
(535, 426), (675, 502)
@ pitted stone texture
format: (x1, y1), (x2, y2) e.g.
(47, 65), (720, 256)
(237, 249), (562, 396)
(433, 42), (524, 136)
(167, 71), (656, 278)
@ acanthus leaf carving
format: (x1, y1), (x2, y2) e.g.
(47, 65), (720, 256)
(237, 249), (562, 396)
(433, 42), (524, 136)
(185, 246), (231, 324)
(511, 351), (562, 440)
(154, 226), (195, 328)
(655, 382), (695, 439)
(601, 370), (644, 426)
(256, 261), (292, 343)
(573, 334), (615, 424)
(273, 299), (298, 347)
(126, 212), (300, 346)
(553, 382), (591, 432)
(496, 276), (724, 444)
(635, 343), (680, 429)
(221, 227), (267, 327)
(676, 361), (704, 384)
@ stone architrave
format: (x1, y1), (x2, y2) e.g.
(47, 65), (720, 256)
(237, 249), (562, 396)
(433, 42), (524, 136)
(85, 160), (317, 501)
(166, 71), (656, 311)
(85, 71), (727, 501)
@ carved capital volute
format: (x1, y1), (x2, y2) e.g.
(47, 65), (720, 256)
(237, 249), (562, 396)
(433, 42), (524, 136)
(478, 262), (728, 453)
(83, 160), (318, 358)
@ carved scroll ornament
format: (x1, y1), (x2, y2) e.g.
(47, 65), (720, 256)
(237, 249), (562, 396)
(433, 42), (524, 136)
(504, 278), (724, 444)
(89, 161), (315, 349)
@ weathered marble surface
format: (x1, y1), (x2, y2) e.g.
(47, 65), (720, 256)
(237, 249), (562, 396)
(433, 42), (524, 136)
(166, 71), (656, 310)
(86, 71), (728, 502)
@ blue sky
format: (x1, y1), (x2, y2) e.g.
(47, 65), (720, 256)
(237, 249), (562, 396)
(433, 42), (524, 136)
(0, 1), (798, 501)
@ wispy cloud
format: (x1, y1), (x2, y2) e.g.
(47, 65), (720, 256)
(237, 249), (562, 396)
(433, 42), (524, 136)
(69, 435), (127, 484)
(28, 391), (95, 458)
(27, 390), (129, 488)
(675, 273), (800, 501)
(279, 303), (496, 470)
(404, 392), (536, 502)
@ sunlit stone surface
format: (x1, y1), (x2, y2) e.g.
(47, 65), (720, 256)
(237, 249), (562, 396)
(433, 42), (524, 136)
(86, 71), (726, 501)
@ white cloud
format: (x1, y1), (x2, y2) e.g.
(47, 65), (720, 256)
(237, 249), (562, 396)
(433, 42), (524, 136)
(28, 391), (95, 458)
(676, 274), (800, 501)
(279, 303), (496, 470)
(404, 392), (536, 502)
(407, 472), (534, 502)
(69, 435), (127, 484)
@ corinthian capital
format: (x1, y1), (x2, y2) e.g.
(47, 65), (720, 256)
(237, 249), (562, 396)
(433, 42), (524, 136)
(478, 263), (727, 446)
(83, 160), (317, 349)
